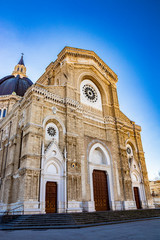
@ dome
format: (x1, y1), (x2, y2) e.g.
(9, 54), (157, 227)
(0, 75), (33, 97)
(0, 54), (33, 97)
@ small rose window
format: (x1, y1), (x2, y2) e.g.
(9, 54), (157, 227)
(45, 123), (59, 143)
(47, 127), (56, 137)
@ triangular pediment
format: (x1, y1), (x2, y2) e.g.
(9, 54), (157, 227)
(37, 46), (118, 85)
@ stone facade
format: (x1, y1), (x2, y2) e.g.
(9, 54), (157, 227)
(0, 47), (153, 214)
(150, 180), (160, 208)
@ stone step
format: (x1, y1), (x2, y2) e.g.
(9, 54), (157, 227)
(71, 209), (160, 224)
(5, 223), (74, 226)
(1, 209), (160, 230)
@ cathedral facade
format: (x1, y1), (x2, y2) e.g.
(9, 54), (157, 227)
(0, 47), (153, 214)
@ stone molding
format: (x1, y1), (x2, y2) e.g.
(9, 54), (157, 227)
(104, 116), (115, 124)
(29, 86), (81, 108)
(38, 47), (118, 84)
(57, 47), (118, 82)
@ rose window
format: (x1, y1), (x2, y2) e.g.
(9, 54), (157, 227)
(127, 147), (131, 154)
(82, 84), (98, 102)
(47, 127), (56, 137)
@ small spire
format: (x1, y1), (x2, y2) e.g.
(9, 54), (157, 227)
(12, 53), (27, 78)
(18, 53), (25, 66)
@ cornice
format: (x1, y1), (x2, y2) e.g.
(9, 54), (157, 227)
(39, 47), (118, 84)
(57, 47), (118, 82)
(0, 94), (21, 101)
(26, 85), (82, 109)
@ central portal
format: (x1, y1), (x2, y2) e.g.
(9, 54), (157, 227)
(93, 170), (110, 211)
(45, 181), (57, 213)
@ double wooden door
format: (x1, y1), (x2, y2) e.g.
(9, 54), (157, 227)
(133, 187), (141, 209)
(45, 181), (57, 213)
(93, 170), (110, 211)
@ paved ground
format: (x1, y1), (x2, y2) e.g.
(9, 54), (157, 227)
(1, 219), (160, 240)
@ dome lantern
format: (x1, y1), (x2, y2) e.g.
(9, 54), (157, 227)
(0, 54), (33, 97)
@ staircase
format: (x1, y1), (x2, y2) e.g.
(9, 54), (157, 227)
(71, 209), (160, 224)
(1, 209), (160, 230)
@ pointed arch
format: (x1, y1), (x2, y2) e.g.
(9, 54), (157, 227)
(40, 138), (66, 213)
(89, 142), (110, 165)
(43, 115), (66, 134)
(125, 139), (137, 153)
(86, 140), (114, 211)
(126, 141), (146, 209)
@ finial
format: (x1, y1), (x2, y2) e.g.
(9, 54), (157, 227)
(18, 54), (25, 66)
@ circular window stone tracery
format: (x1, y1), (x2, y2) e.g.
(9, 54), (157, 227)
(47, 126), (56, 137)
(127, 147), (131, 154)
(82, 84), (98, 103)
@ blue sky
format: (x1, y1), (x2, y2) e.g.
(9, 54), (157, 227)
(0, 0), (159, 179)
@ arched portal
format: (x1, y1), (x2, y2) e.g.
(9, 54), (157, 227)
(88, 142), (114, 211)
(126, 143), (146, 209)
(40, 141), (65, 213)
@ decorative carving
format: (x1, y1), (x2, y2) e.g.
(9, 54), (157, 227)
(104, 116), (115, 124)
(2, 125), (9, 141)
(18, 110), (26, 128)
(82, 84), (98, 102)
(52, 107), (57, 114)
(47, 127), (56, 137)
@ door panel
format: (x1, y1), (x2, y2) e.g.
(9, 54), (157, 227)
(133, 187), (141, 209)
(93, 170), (110, 211)
(45, 181), (57, 213)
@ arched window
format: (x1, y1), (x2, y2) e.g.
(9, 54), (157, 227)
(80, 79), (102, 110)
(3, 109), (6, 118)
(45, 122), (59, 143)
(126, 144), (133, 168)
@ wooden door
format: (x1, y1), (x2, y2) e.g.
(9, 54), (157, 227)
(93, 170), (110, 211)
(45, 181), (57, 213)
(133, 187), (141, 209)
